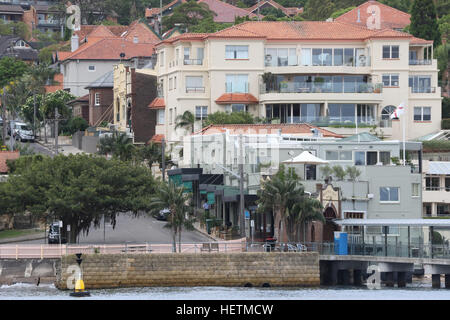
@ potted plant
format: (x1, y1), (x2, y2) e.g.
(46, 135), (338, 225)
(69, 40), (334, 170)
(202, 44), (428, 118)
(262, 72), (276, 92)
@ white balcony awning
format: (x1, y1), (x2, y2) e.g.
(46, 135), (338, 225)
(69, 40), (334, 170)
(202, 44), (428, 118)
(428, 162), (450, 175)
(282, 151), (329, 165)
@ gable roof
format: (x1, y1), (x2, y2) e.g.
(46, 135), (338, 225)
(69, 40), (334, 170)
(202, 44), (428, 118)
(335, 0), (410, 30)
(145, 0), (186, 17)
(246, 0), (302, 16)
(0, 36), (38, 61)
(0, 4), (24, 14)
(85, 71), (114, 89)
(195, 123), (342, 138)
(60, 38), (154, 61)
(148, 97), (165, 109)
(197, 0), (258, 23)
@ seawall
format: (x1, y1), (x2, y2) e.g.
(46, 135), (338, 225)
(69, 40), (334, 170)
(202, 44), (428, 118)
(0, 259), (59, 285)
(56, 252), (320, 289)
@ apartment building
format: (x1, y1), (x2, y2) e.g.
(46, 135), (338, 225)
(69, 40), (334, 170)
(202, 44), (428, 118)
(422, 161), (450, 217)
(183, 126), (423, 241)
(154, 20), (442, 153)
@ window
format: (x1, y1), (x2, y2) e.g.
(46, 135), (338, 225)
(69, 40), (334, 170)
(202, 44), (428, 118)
(14, 40), (26, 47)
(426, 176), (440, 191)
(409, 75), (432, 93)
(231, 104), (246, 112)
(381, 105), (397, 120)
(264, 48), (297, 66)
(169, 77), (173, 90)
(226, 74), (248, 93)
(157, 109), (165, 124)
(354, 151), (365, 165)
(94, 93), (100, 106)
(333, 48), (343, 66)
(88, 65), (95, 72)
(379, 151), (390, 165)
(169, 108), (173, 124)
(195, 106), (208, 120)
(382, 45), (399, 59)
(382, 74), (399, 87)
(380, 187), (399, 202)
(184, 47), (190, 60)
(301, 48), (311, 66)
(367, 151), (378, 165)
(325, 150), (351, 161)
(186, 76), (203, 92)
(446, 177), (450, 191)
(225, 45), (248, 59)
(412, 183), (420, 197)
(174, 76), (176, 89)
(414, 107), (431, 121)
(159, 51), (164, 67)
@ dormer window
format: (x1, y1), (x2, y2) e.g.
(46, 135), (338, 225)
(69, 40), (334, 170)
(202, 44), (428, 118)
(14, 40), (26, 48)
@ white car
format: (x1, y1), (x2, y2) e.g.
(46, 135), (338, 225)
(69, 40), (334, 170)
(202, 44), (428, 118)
(13, 122), (35, 142)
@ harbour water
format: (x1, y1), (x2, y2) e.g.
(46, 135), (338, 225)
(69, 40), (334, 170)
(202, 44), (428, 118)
(1, 282), (450, 300)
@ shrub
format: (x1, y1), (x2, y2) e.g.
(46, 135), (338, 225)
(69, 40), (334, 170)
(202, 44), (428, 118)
(442, 118), (450, 129)
(332, 165), (346, 181)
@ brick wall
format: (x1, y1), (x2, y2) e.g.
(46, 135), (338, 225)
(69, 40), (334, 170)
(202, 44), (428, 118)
(89, 88), (113, 126)
(56, 252), (320, 289)
(131, 71), (157, 143)
(0, 151), (19, 173)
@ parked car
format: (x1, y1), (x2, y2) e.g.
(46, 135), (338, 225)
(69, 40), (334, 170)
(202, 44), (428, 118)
(156, 208), (170, 221)
(48, 222), (67, 244)
(12, 122), (35, 142)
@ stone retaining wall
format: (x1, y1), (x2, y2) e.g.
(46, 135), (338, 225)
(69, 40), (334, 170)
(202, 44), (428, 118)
(0, 259), (59, 285)
(56, 252), (319, 289)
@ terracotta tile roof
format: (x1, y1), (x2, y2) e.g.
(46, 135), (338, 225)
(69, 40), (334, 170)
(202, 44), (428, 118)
(45, 73), (63, 93)
(0, 151), (19, 173)
(122, 22), (161, 44)
(68, 94), (89, 104)
(410, 36), (433, 45)
(60, 38), (154, 61)
(74, 25), (129, 42)
(145, 0), (186, 17)
(335, 0), (410, 30)
(56, 51), (71, 61)
(195, 124), (342, 138)
(148, 97), (165, 109)
(149, 134), (165, 143)
(197, 0), (258, 23)
(215, 93), (259, 104)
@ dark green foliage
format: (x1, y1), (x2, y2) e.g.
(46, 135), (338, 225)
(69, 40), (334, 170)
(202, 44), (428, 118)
(0, 154), (156, 243)
(175, 110), (195, 133)
(61, 117), (89, 135)
(331, 6), (356, 19)
(302, 0), (336, 20)
(422, 140), (450, 151)
(162, 0), (216, 32)
(260, 7), (285, 18)
(0, 57), (29, 88)
(203, 111), (259, 126)
(410, 0), (441, 46)
(441, 118), (450, 129)
(442, 97), (450, 119)
(190, 17), (231, 33)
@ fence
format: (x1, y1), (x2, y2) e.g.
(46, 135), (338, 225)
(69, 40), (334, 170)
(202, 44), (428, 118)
(0, 239), (246, 259)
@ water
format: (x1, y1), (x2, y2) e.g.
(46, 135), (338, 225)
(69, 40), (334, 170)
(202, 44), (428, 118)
(1, 283), (450, 300)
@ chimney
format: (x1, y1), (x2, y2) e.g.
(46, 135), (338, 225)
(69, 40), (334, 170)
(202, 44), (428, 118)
(71, 34), (79, 52)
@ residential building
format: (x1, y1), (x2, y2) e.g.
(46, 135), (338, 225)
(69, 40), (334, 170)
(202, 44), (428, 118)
(182, 127), (423, 242)
(198, 0), (258, 23)
(113, 64), (158, 144)
(0, 35), (38, 62)
(145, 0), (186, 31)
(334, 0), (410, 31)
(0, 4), (24, 23)
(67, 94), (89, 123)
(245, 0), (303, 17)
(422, 161), (450, 217)
(154, 20), (441, 156)
(85, 71), (114, 127)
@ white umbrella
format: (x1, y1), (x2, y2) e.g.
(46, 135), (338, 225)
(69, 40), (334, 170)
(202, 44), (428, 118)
(282, 151), (329, 165)
(282, 151), (329, 180)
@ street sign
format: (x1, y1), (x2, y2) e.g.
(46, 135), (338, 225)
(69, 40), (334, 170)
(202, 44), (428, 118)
(245, 210), (250, 219)
(58, 221), (63, 228)
(67, 225), (71, 232)
(250, 220), (254, 228)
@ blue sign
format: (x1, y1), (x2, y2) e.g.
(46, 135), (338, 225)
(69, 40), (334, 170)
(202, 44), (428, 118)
(245, 210), (250, 219)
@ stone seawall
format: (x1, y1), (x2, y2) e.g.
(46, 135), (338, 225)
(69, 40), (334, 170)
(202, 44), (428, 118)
(0, 259), (59, 285)
(56, 252), (319, 289)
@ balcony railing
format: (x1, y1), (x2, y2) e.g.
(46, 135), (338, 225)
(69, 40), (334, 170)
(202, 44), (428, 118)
(186, 87), (205, 93)
(261, 82), (383, 94)
(409, 59), (432, 65)
(183, 59), (203, 65)
(424, 186), (450, 192)
(38, 19), (61, 26)
(410, 87), (436, 93)
(270, 115), (381, 127)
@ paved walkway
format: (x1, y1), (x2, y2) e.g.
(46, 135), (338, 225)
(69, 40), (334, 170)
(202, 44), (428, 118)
(35, 138), (85, 156)
(0, 231), (45, 244)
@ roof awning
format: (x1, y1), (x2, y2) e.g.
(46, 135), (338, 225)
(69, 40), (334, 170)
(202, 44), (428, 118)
(215, 93), (259, 105)
(334, 219), (450, 227)
(282, 151), (329, 165)
(428, 162), (450, 175)
(148, 98), (165, 109)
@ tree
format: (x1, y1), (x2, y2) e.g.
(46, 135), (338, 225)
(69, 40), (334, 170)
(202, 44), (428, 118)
(330, 6), (356, 19)
(289, 196), (324, 242)
(0, 154), (156, 243)
(435, 43), (449, 95)
(148, 181), (195, 252)
(302, 0), (335, 21)
(162, 0), (216, 32)
(61, 117), (89, 135)
(438, 14), (450, 44)
(345, 166), (361, 181)
(190, 17), (231, 33)
(175, 110), (195, 133)
(410, 0), (441, 47)
(320, 164), (333, 179)
(332, 165), (347, 180)
(260, 7), (285, 18)
(256, 164), (305, 243)
(98, 130), (135, 161)
(0, 57), (29, 88)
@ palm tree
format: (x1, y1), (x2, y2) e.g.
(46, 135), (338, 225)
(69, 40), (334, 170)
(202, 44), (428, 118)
(149, 181), (195, 252)
(97, 131), (135, 161)
(290, 197), (324, 243)
(175, 110), (195, 134)
(256, 164), (304, 243)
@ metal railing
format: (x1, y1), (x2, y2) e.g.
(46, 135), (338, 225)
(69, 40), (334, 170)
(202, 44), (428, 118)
(183, 59), (203, 65)
(0, 240), (246, 259)
(409, 59), (432, 65)
(410, 87), (436, 93)
(261, 82), (383, 94)
(186, 87), (205, 93)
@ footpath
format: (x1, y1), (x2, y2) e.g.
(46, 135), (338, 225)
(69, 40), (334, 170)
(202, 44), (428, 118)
(36, 137), (85, 156)
(0, 231), (45, 244)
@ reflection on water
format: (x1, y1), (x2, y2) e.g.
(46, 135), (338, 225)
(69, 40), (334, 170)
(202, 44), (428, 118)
(1, 283), (450, 300)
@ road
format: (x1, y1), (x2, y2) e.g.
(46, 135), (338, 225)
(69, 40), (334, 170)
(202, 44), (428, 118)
(16, 213), (210, 244)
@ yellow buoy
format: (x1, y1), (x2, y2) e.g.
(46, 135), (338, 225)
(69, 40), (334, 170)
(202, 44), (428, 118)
(75, 279), (85, 292)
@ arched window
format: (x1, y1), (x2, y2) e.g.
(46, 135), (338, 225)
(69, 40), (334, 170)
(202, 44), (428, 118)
(381, 105), (397, 120)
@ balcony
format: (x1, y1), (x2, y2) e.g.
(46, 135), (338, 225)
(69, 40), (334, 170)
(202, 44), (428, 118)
(410, 87), (437, 94)
(38, 19), (61, 27)
(225, 82), (249, 94)
(268, 115), (382, 128)
(183, 59), (203, 65)
(261, 81), (382, 94)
